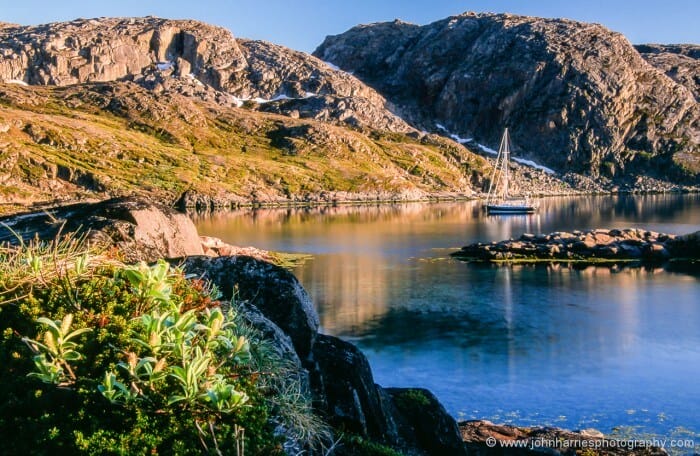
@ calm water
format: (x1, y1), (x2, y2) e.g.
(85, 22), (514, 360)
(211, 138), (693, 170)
(195, 195), (700, 447)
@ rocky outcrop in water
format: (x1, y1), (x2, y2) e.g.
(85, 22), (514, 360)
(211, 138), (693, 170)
(0, 17), (410, 132)
(315, 13), (700, 181)
(460, 420), (666, 455)
(451, 228), (700, 264)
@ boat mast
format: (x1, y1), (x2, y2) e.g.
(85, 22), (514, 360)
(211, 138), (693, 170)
(503, 128), (509, 200)
(485, 128), (510, 204)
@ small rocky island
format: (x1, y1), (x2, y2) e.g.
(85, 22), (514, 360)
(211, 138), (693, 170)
(452, 228), (700, 265)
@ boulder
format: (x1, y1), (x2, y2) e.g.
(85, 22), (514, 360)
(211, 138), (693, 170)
(642, 243), (671, 262)
(386, 388), (467, 456)
(311, 334), (397, 442)
(0, 197), (203, 262)
(666, 230), (700, 258)
(181, 255), (319, 360)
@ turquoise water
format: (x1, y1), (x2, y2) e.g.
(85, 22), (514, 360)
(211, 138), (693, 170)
(195, 194), (700, 449)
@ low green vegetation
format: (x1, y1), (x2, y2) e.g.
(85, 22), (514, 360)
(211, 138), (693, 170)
(0, 82), (487, 213)
(0, 231), (327, 455)
(336, 435), (405, 456)
(392, 389), (431, 410)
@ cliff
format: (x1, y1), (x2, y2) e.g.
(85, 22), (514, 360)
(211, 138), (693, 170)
(315, 13), (700, 181)
(0, 17), (411, 132)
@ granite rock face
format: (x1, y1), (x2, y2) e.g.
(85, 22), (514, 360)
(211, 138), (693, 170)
(315, 13), (700, 180)
(0, 17), (411, 132)
(636, 44), (700, 101)
(231, 39), (413, 132)
(0, 17), (246, 87)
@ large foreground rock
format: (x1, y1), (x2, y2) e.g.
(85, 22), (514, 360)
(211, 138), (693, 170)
(181, 255), (320, 360)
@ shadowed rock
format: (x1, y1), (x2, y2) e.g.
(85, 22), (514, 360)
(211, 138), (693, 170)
(387, 388), (467, 456)
(181, 255), (320, 360)
(312, 334), (397, 441)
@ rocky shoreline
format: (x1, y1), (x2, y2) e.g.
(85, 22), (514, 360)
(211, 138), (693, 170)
(2, 183), (698, 218)
(175, 183), (700, 211)
(452, 228), (700, 265)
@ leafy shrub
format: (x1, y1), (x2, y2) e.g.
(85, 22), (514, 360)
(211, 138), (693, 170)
(0, 232), (324, 455)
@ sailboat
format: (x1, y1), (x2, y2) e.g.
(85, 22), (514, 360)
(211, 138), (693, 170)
(484, 128), (539, 214)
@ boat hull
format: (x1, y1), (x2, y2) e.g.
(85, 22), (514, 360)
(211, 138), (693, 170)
(485, 204), (537, 214)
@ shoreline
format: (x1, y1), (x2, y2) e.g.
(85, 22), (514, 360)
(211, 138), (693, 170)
(3, 186), (699, 218)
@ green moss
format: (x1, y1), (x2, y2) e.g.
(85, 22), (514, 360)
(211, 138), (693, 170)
(337, 435), (405, 456)
(392, 389), (431, 410)
(0, 83), (491, 211)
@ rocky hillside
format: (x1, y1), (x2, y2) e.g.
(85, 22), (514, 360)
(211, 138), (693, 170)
(1, 16), (594, 214)
(0, 80), (494, 214)
(0, 17), (410, 132)
(315, 13), (700, 181)
(636, 44), (700, 101)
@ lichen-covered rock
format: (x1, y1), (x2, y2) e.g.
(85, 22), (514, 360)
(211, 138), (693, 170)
(315, 13), (700, 181)
(180, 255), (319, 359)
